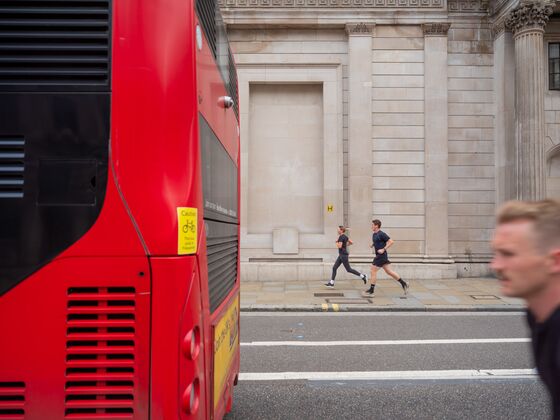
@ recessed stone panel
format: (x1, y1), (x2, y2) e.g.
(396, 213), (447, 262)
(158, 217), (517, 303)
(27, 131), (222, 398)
(248, 83), (324, 234)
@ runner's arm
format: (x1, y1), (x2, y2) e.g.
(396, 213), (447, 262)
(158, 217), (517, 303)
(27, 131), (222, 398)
(382, 238), (394, 252)
(377, 238), (394, 254)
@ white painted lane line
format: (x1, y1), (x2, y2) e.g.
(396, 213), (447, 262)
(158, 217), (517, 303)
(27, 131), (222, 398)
(241, 338), (530, 347)
(239, 369), (538, 381)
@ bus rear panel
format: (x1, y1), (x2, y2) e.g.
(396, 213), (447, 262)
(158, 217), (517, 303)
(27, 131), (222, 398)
(0, 0), (240, 418)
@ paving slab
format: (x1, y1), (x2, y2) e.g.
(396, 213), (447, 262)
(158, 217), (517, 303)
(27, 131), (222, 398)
(239, 277), (526, 312)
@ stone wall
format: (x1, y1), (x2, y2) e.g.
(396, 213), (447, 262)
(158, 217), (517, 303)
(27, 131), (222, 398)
(372, 25), (426, 255)
(227, 20), (500, 279)
(230, 28), (347, 263)
(221, 0), (521, 280)
(447, 22), (495, 262)
(216, 0), (560, 282)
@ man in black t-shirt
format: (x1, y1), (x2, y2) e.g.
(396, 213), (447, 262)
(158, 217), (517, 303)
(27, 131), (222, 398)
(491, 200), (560, 419)
(364, 219), (409, 296)
(325, 226), (367, 288)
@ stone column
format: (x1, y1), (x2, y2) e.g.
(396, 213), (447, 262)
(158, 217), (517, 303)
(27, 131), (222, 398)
(493, 21), (516, 205)
(422, 23), (451, 261)
(505, 1), (553, 200)
(346, 23), (374, 253)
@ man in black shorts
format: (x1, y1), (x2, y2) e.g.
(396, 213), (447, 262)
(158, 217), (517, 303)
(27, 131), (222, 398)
(364, 219), (409, 296)
(491, 200), (560, 419)
(325, 226), (367, 288)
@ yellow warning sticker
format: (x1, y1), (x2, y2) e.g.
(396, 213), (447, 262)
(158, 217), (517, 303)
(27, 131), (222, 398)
(177, 207), (197, 254)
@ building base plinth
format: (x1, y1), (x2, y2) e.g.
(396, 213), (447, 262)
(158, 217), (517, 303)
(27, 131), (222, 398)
(240, 261), (492, 282)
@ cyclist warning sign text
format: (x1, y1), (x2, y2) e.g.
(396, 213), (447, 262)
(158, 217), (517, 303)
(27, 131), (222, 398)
(177, 207), (197, 254)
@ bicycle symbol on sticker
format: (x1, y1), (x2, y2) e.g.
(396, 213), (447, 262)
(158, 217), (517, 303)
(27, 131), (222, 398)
(183, 220), (196, 233)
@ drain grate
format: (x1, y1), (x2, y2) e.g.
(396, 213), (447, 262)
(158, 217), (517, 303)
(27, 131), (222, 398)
(470, 295), (499, 300)
(327, 298), (372, 304)
(314, 292), (344, 297)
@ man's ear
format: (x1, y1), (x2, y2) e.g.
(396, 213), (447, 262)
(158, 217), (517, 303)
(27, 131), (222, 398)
(549, 248), (560, 275)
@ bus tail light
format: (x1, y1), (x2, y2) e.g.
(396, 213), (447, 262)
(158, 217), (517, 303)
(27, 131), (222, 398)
(182, 378), (200, 415)
(182, 326), (200, 360)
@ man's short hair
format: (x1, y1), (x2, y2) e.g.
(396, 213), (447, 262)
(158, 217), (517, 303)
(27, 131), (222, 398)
(497, 199), (560, 251)
(372, 219), (382, 228)
(338, 225), (346, 232)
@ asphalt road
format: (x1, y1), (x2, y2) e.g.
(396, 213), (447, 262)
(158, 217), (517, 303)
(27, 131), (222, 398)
(224, 312), (552, 420)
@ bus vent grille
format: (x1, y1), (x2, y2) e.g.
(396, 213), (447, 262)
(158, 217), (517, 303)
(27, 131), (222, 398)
(227, 49), (238, 119)
(64, 287), (136, 418)
(196, 0), (217, 59)
(0, 0), (111, 90)
(0, 382), (25, 418)
(207, 233), (238, 313)
(0, 137), (24, 198)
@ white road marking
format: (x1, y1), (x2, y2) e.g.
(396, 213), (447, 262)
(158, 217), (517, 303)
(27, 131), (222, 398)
(239, 369), (537, 381)
(241, 338), (530, 347)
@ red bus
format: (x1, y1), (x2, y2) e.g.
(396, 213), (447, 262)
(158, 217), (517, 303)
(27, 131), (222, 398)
(0, 0), (240, 418)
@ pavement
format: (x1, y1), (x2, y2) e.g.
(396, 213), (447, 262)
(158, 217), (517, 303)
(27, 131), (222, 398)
(240, 277), (526, 312)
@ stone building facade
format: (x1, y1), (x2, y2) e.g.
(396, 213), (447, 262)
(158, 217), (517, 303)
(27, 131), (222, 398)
(218, 0), (560, 281)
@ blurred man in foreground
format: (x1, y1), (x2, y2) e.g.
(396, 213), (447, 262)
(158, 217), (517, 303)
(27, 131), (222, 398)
(491, 200), (560, 419)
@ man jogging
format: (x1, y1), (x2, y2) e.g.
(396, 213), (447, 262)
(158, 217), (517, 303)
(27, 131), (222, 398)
(364, 219), (409, 296)
(325, 226), (367, 288)
(491, 200), (560, 419)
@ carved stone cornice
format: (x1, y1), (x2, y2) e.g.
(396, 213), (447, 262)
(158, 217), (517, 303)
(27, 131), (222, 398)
(345, 22), (374, 35)
(422, 23), (451, 36)
(504, 1), (554, 36)
(448, 0), (489, 13)
(491, 20), (510, 39)
(219, 0), (444, 7)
